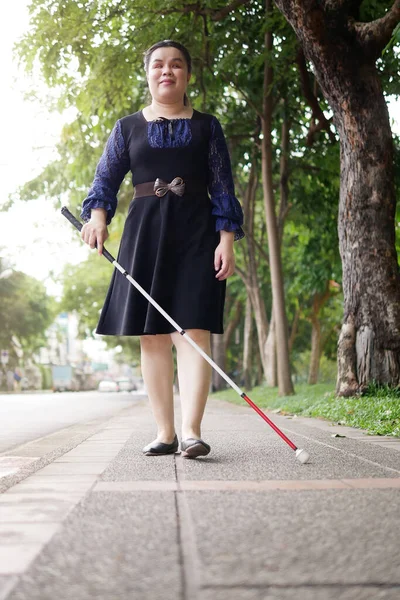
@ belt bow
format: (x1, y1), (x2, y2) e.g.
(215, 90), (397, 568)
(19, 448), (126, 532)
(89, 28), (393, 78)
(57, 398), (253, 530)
(154, 177), (185, 198)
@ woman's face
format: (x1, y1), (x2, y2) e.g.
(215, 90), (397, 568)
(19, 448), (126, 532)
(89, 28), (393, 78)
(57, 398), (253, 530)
(147, 46), (191, 104)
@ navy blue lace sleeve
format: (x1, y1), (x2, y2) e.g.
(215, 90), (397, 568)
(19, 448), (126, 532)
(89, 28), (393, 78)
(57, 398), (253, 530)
(81, 120), (130, 224)
(208, 117), (245, 241)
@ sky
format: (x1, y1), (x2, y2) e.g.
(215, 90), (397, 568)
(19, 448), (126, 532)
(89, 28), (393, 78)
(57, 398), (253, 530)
(1, 1), (400, 300)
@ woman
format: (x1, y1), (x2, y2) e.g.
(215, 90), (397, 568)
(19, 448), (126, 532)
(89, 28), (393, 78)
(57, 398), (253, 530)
(81, 40), (244, 458)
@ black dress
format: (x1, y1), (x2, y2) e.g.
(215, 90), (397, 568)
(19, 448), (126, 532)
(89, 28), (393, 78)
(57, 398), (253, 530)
(81, 109), (244, 336)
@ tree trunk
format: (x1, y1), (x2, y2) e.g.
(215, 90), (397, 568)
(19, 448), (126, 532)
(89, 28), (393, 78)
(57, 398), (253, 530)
(211, 334), (226, 391)
(237, 148), (270, 381)
(264, 310), (277, 386)
(224, 298), (243, 353)
(308, 314), (321, 385)
(274, 0), (400, 394)
(243, 296), (253, 389)
(308, 285), (331, 385)
(261, 0), (294, 395)
(248, 287), (270, 377)
(335, 76), (400, 391)
(278, 97), (290, 243)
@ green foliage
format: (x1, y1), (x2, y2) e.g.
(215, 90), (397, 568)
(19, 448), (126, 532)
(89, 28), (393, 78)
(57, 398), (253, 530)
(60, 253), (111, 337)
(58, 221), (140, 358)
(0, 258), (57, 359)
(212, 382), (400, 436)
(8, 0), (400, 379)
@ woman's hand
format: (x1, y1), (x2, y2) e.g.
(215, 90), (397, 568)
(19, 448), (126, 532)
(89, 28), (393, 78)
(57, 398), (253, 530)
(81, 209), (109, 255)
(214, 231), (235, 280)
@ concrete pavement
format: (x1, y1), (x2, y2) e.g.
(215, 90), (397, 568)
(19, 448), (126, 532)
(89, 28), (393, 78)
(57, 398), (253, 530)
(0, 394), (399, 600)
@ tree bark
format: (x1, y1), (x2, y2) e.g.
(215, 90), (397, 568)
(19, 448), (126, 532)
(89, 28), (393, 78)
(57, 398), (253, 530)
(274, 0), (400, 394)
(278, 98), (291, 243)
(224, 298), (243, 353)
(261, 0), (294, 396)
(243, 296), (253, 389)
(264, 311), (277, 386)
(237, 149), (270, 380)
(211, 334), (226, 391)
(308, 311), (321, 385)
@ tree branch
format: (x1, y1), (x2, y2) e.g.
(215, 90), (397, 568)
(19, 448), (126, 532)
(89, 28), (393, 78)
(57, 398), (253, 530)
(254, 239), (269, 266)
(224, 298), (243, 351)
(211, 66), (262, 117)
(144, 0), (251, 22)
(235, 265), (248, 284)
(273, 0), (324, 40)
(296, 47), (336, 145)
(319, 1), (361, 11)
(352, 0), (400, 55)
(211, 0), (252, 21)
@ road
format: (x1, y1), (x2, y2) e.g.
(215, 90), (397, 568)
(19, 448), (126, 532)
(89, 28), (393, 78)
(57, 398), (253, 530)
(0, 390), (142, 454)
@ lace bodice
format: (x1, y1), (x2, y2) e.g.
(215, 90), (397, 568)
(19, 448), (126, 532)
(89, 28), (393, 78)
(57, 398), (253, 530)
(81, 112), (244, 241)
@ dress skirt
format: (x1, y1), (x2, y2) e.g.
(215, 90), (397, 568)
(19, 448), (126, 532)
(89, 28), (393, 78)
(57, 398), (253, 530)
(96, 188), (226, 336)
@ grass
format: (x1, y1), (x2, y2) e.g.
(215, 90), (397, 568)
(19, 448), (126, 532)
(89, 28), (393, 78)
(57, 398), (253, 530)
(211, 382), (400, 437)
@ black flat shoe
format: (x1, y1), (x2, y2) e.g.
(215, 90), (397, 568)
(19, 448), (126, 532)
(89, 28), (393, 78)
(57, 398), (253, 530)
(181, 438), (211, 458)
(142, 434), (179, 456)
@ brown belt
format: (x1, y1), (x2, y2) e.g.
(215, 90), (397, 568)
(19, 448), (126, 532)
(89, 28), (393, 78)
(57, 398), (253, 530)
(134, 177), (185, 199)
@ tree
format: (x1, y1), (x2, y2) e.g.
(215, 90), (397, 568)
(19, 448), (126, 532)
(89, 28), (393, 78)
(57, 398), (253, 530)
(15, 0), (398, 392)
(0, 259), (57, 363)
(274, 0), (400, 394)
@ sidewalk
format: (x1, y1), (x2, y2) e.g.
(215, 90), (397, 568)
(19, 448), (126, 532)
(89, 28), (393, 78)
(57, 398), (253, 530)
(1, 395), (399, 600)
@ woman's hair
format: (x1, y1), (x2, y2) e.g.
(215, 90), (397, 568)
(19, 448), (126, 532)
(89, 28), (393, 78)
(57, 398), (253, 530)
(143, 40), (192, 106)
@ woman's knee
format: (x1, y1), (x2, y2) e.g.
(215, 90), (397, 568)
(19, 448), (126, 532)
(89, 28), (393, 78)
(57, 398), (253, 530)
(140, 334), (173, 353)
(172, 329), (210, 350)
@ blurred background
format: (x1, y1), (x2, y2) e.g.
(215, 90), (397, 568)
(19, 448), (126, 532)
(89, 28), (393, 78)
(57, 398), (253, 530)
(1, 0), (399, 399)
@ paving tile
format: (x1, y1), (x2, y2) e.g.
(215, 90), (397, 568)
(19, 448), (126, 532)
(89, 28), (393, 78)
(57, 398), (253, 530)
(180, 479), (351, 491)
(0, 469), (18, 478)
(0, 501), (75, 524)
(60, 449), (121, 457)
(0, 576), (18, 600)
(0, 545), (44, 574)
(0, 493), (82, 504)
(6, 481), (94, 494)
(187, 489), (400, 587)
(53, 457), (114, 463)
(0, 523), (60, 545)
(35, 463), (108, 475)
(0, 458), (38, 468)
(199, 585), (400, 600)
(93, 481), (177, 492)
(74, 442), (126, 447)
(23, 475), (98, 482)
(342, 478), (400, 488)
(6, 492), (181, 599)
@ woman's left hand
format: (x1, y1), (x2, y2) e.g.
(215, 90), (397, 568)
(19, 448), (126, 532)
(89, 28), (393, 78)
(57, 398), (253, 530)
(214, 232), (235, 280)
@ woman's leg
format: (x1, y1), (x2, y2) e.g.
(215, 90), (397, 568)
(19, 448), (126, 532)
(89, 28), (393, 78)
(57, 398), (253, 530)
(140, 334), (175, 443)
(171, 329), (212, 440)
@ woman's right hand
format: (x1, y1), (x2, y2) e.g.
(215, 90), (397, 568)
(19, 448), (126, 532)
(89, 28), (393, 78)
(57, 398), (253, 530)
(81, 208), (109, 255)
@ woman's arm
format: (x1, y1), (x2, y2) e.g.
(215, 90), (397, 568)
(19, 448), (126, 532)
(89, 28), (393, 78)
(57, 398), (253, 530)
(208, 116), (245, 242)
(80, 120), (130, 254)
(208, 116), (244, 279)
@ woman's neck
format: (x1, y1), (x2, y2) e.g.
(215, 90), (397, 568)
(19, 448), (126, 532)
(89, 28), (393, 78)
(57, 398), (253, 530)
(144, 101), (192, 120)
